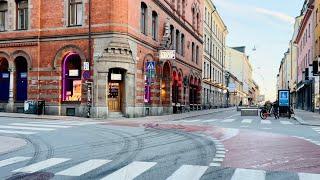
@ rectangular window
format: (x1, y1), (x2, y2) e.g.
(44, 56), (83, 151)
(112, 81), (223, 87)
(17, 0), (28, 30)
(141, 3), (147, 35)
(192, 42), (195, 62)
(69, 0), (82, 26)
(181, 34), (185, 56)
(0, 2), (7, 31)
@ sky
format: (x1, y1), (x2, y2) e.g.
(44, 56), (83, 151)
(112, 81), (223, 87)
(213, 0), (304, 101)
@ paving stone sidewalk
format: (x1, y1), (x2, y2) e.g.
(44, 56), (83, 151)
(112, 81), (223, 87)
(293, 109), (320, 126)
(0, 107), (236, 122)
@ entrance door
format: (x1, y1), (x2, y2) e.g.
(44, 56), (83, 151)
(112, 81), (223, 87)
(16, 72), (28, 102)
(0, 72), (10, 102)
(108, 82), (121, 112)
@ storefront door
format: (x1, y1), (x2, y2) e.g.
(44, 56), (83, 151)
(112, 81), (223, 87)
(0, 72), (9, 102)
(108, 82), (121, 112)
(16, 72), (28, 102)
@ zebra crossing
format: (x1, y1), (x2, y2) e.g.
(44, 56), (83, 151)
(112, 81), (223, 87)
(0, 120), (102, 135)
(179, 118), (295, 126)
(312, 127), (320, 135)
(0, 156), (320, 179)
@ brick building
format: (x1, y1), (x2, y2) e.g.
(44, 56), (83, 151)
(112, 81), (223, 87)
(0, 0), (203, 118)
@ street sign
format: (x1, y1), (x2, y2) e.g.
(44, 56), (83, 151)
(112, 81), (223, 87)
(83, 62), (90, 71)
(83, 71), (91, 80)
(228, 83), (236, 92)
(278, 90), (290, 107)
(159, 50), (176, 60)
(146, 61), (155, 70)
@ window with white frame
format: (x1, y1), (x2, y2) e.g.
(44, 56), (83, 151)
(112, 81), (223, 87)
(69, 0), (83, 26)
(17, 0), (28, 30)
(0, 2), (7, 31)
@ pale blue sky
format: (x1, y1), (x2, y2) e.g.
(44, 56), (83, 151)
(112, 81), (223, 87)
(213, 0), (304, 100)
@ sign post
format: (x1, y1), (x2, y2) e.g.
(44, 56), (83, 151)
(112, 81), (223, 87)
(86, 81), (93, 118)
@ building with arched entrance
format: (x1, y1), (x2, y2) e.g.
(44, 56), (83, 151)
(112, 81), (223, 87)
(0, 0), (203, 118)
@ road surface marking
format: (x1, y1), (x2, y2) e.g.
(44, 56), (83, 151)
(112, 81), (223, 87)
(261, 128), (272, 130)
(216, 151), (226, 154)
(13, 158), (70, 173)
(231, 168), (266, 180)
(240, 125), (249, 128)
(184, 119), (201, 123)
(0, 130), (36, 135)
(28, 121), (100, 126)
(241, 119), (253, 124)
(221, 119), (235, 123)
(280, 121), (293, 125)
(56, 159), (111, 176)
(215, 154), (225, 158)
(100, 161), (156, 180)
(166, 165), (208, 180)
(10, 123), (71, 128)
(261, 120), (271, 124)
(212, 158), (224, 162)
(0, 157), (31, 168)
(209, 162), (221, 167)
(216, 147), (225, 151)
(224, 114), (239, 119)
(298, 172), (320, 180)
(203, 119), (218, 122)
(0, 125), (55, 131)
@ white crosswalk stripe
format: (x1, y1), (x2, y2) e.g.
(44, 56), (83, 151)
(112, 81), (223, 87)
(184, 119), (201, 123)
(298, 172), (320, 180)
(203, 119), (218, 122)
(100, 161), (157, 180)
(280, 121), (293, 125)
(261, 120), (271, 124)
(0, 129), (36, 135)
(222, 119), (236, 123)
(0, 157), (31, 168)
(241, 119), (253, 124)
(13, 158), (70, 173)
(28, 121), (100, 126)
(10, 123), (71, 128)
(166, 165), (208, 180)
(231, 168), (266, 180)
(56, 159), (111, 176)
(0, 125), (55, 131)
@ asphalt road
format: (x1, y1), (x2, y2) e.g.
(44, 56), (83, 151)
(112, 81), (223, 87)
(0, 109), (319, 180)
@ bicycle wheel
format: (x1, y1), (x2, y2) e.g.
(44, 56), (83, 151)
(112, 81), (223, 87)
(260, 110), (267, 120)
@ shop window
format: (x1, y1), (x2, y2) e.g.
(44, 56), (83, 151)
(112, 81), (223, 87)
(69, 0), (82, 26)
(0, 2), (7, 31)
(17, 0), (28, 30)
(62, 53), (82, 102)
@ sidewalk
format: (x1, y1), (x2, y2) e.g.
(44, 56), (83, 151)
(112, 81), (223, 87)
(0, 107), (236, 122)
(293, 109), (320, 126)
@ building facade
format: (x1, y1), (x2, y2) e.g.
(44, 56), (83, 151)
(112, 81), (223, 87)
(202, 0), (228, 109)
(226, 46), (253, 106)
(0, 0), (203, 118)
(295, 0), (316, 111)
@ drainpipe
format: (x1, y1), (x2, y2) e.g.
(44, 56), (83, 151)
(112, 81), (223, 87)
(210, 9), (216, 108)
(86, 0), (92, 118)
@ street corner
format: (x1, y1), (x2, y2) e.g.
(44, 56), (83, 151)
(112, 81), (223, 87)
(0, 136), (27, 155)
(221, 129), (320, 174)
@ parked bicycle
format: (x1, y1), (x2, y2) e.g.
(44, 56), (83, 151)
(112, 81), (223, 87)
(260, 106), (279, 120)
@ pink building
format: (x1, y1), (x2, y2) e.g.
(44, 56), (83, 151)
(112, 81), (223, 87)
(295, 0), (315, 111)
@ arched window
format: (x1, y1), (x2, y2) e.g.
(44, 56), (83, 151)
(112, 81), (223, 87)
(175, 29), (180, 54)
(196, 13), (200, 31)
(69, 0), (83, 26)
(181, 33), (185, 56)
(141, 2), (147, 35)
(191, 42), (195, 62)
(151, 11), (158, 40)
(62, 53), (82, 102)
(0, 1), (8, 31)
(196, 45), (199, 64)
(192, 7), (195, 28)
(16, 0), (28, 30)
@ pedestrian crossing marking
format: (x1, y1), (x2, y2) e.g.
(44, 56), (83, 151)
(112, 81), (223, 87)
(0, 129), (36, 135)
(222, 119), (235, 123)
(100, 161), (157, 180)
(0, 125), (55, 131)
(56, 159), (111, 176)
(280, 121), (293, 125)
(298, 172), (320, 180)
(13, 158), (70, 173)
(0, 157), (31, 168)
(10, 123), (71, 128)
(241, 119), (253, 124)
(28, 121), (101, 126)
(166, 165), (208, 180)
(261, 120), (271, 124)
(231, 168), (266, 180)
(203, 119), (218, 122)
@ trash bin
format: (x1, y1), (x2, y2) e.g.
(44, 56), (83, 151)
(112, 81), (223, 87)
(37, 100), (45, 115)
(24, 100), (37, 114)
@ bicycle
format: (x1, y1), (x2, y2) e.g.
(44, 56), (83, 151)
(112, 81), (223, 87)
(260, 106), (279, 120)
